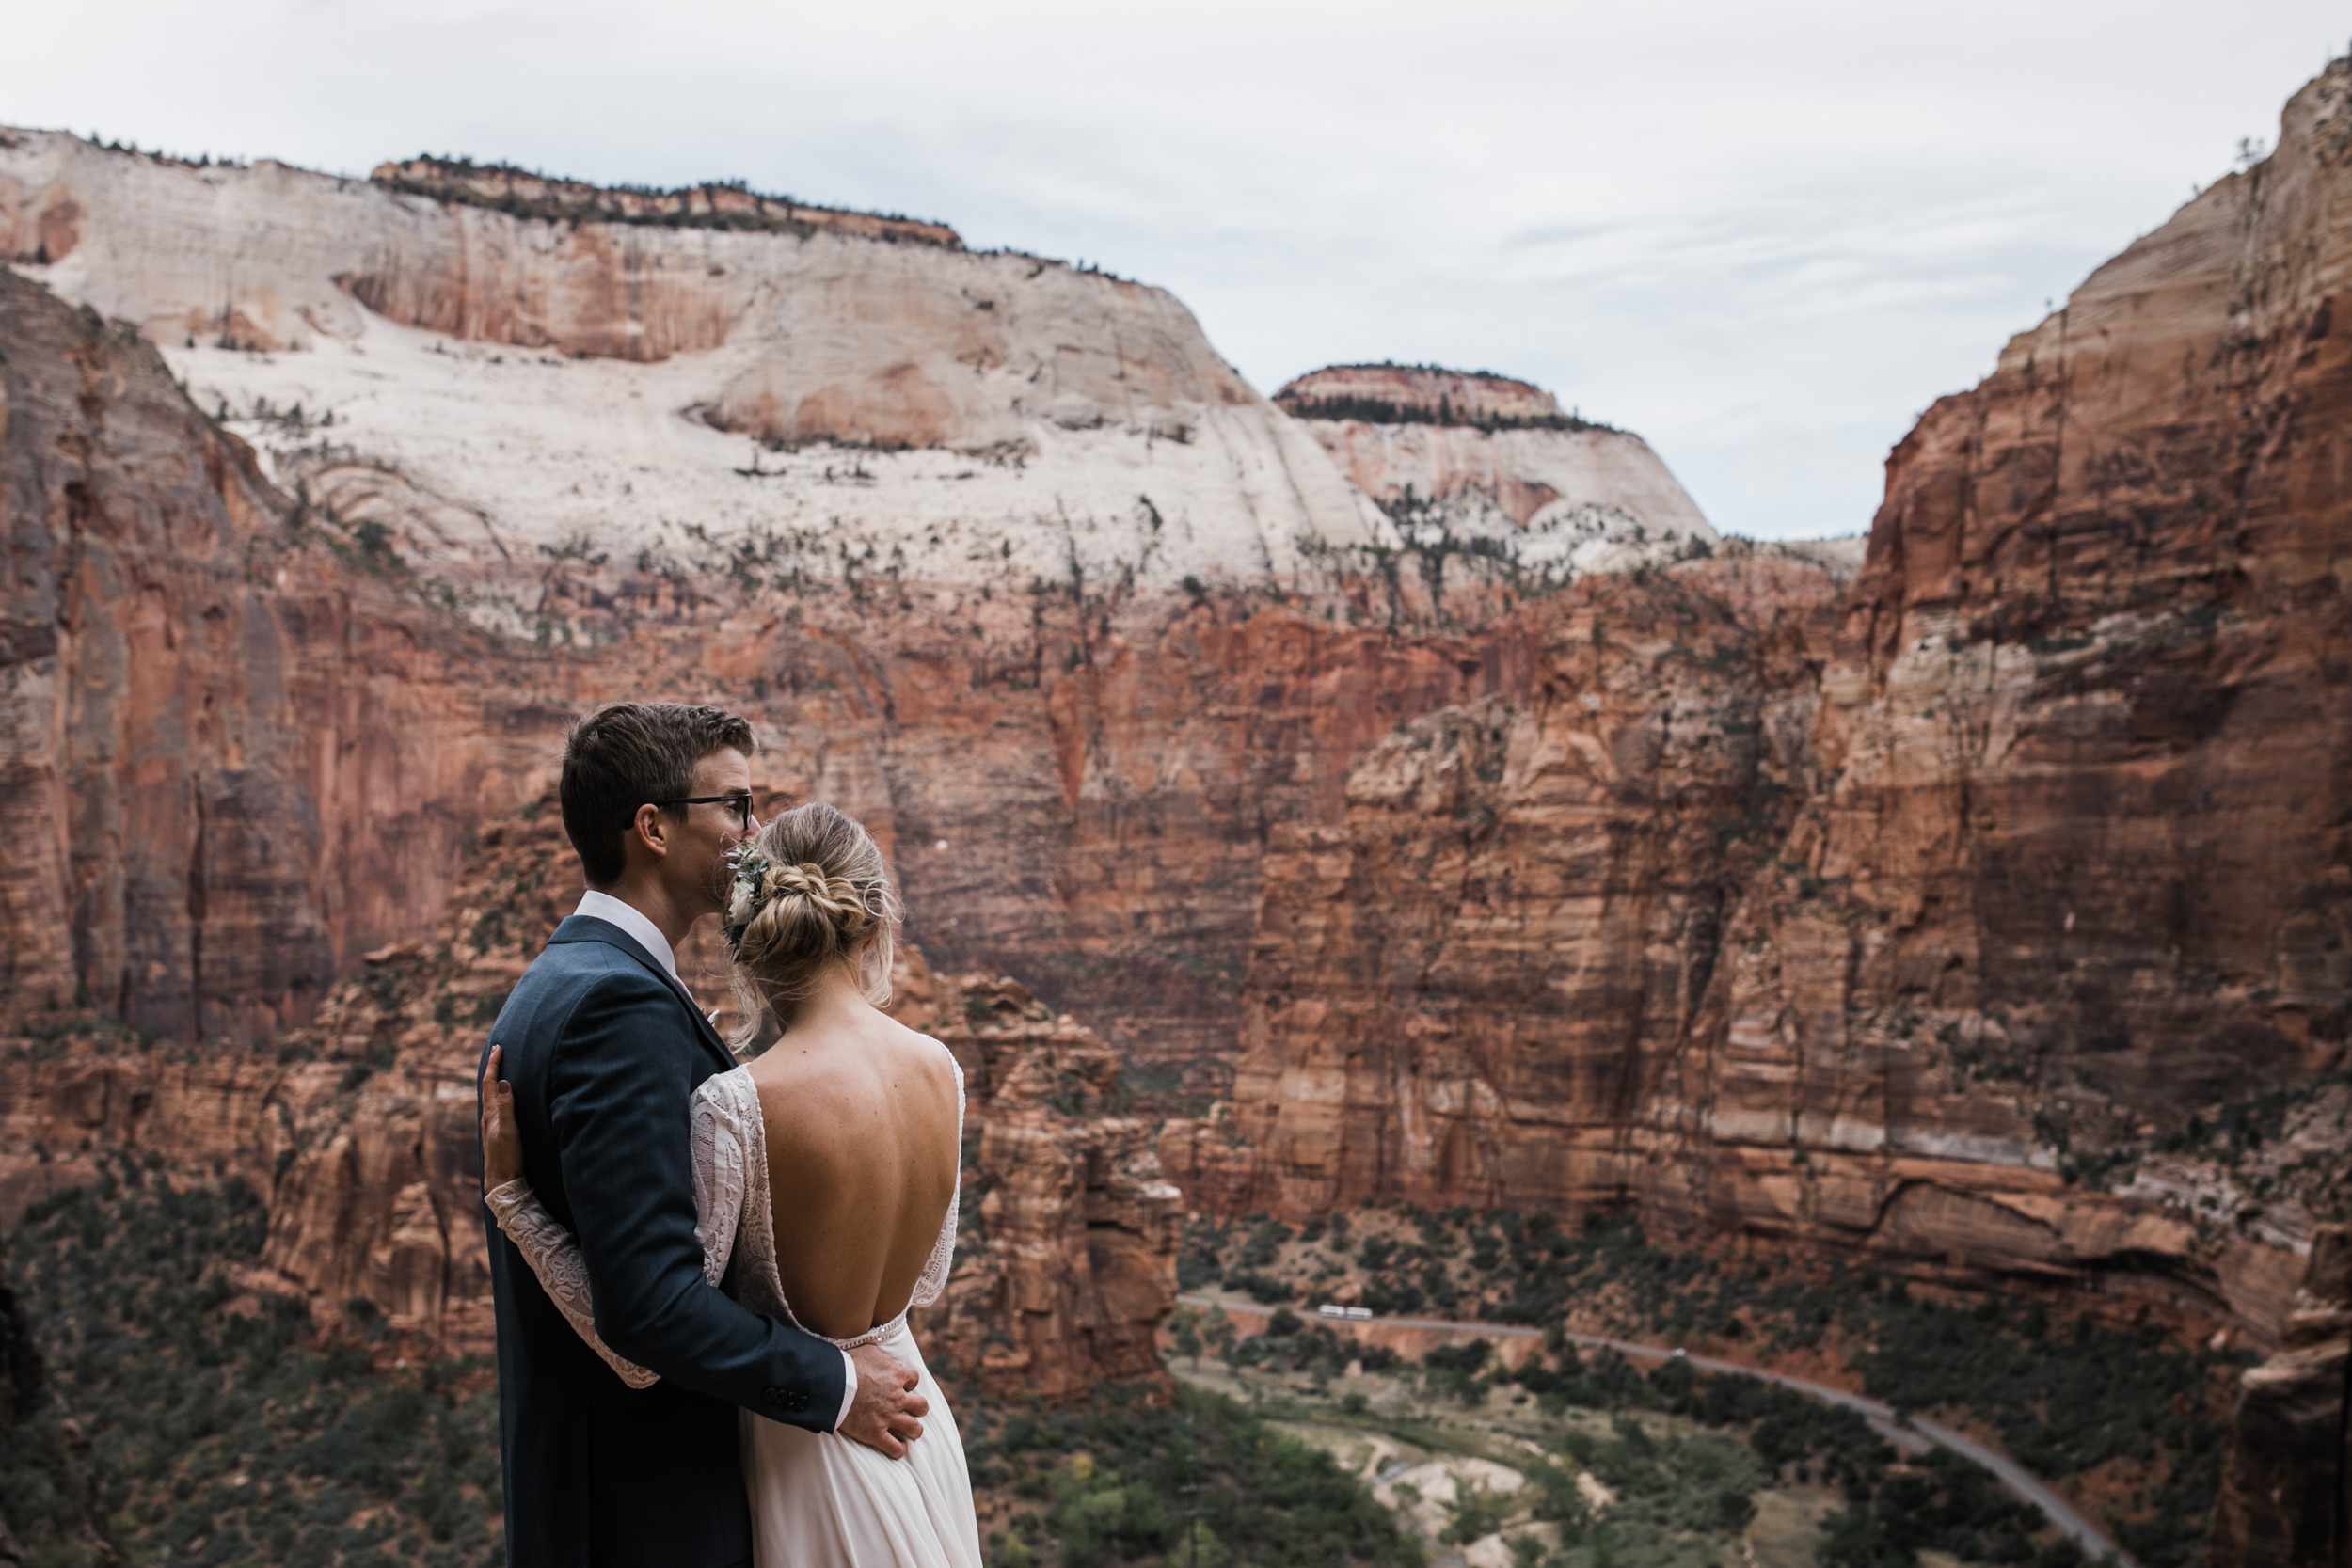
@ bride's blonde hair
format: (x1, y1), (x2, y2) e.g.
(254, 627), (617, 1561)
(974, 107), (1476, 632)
(723, 803), (899, 1048)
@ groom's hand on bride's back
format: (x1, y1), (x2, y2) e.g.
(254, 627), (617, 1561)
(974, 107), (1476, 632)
(839, 1342), (929, 1459)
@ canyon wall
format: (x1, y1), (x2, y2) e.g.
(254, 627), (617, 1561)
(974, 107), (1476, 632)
(0, 231), (1548, 1115)
(1670, 53), (2352, 1327)
(2209, 1226), (2351, 1568)
(1157, 549), (1848, 1213)
(1167, 61), (2352, 1352)
(0, 134), (1725, 1083)
(0, 266), (560, 1034)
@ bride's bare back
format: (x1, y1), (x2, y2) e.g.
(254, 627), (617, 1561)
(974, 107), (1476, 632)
(746, 989), (961, 1341)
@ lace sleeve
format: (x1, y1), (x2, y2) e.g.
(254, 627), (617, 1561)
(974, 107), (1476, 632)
(485, 1179), (659, 1389)
(910, 1051), (965, 1310)
(691, 1069), (755, 1288)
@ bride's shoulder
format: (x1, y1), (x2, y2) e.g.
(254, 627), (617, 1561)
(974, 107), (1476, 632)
(878, 1018), (960, 1078)
(691, 1063), (758, 1117)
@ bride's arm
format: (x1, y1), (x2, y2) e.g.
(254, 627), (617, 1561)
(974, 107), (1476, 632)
(480, 1043), (762, 1388)
(484, 1179), (660, 1388)
(479, 1044), (660, 1386)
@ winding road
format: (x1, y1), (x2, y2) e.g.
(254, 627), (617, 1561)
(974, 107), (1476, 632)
(1176, 1292), (2130, 1566)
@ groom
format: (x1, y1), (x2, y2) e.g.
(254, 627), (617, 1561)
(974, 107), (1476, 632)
(482, 702), (928, 1568)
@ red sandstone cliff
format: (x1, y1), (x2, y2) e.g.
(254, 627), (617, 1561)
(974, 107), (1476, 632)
(1168, 63), (2352, 1357)
(0, 249), (1512, 1096)
(0, 267), (559, 1039)
(1156, 549), (1851, 1218)
(2209, 1226), (2350, 1566)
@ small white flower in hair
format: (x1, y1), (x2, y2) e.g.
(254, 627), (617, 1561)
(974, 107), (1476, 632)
(723, 844), (772, 947)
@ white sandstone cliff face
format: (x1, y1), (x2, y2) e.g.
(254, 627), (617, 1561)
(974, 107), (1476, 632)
(1305, 420), (1716, 565)
(0, 131), (1388, 617)
(1274, 365), (1716, 580)
(0, 133), (1719, 624)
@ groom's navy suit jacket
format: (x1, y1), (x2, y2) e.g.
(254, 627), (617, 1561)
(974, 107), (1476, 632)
(482, 914), (846, 1568)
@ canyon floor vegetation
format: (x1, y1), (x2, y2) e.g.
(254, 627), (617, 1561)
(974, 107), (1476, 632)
(1178, 1206), (2247, 1568)
(0, 1153), (503, 1568)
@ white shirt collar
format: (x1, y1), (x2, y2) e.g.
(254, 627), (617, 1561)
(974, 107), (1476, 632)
(574, 890), (681, 987)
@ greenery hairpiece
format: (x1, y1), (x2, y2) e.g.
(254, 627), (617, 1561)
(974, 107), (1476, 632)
(723, 843), (771, 949)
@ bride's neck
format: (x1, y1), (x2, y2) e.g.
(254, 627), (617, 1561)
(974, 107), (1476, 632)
(777, 964), (875, 1039)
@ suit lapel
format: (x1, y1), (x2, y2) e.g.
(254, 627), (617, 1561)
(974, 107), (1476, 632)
(548, 915), (736, 1071)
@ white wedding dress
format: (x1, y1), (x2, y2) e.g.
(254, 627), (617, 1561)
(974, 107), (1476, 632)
(486, 1048), (981, 1568)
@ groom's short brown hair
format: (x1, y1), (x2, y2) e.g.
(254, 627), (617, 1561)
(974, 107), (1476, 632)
(561, 703), (756, 886)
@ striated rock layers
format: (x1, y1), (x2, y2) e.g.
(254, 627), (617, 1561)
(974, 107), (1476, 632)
(1275, 364), (1716, 576)
(1670, 55), (2352, 1331)
(0, 266), (557, 1037)
(370, 156), (964, 249)
(0, 61), (2344, 1521)
(1168, 61), (2352, 1354)
(1157, 551), (1849, 1218)
(0, 132), (1719, 1085)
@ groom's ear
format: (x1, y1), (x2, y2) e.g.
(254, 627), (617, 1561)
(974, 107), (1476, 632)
(626, 802), (673, 864)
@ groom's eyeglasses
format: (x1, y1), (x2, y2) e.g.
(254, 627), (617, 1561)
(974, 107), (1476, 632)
(655, 794), (755, 832)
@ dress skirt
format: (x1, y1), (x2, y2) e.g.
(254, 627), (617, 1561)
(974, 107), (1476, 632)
(740, 1321), (982, 1568)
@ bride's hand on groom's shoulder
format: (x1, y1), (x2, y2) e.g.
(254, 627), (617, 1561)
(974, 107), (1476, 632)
(839, 1343), (929, 1460)
(479, 1046), (525, 1192)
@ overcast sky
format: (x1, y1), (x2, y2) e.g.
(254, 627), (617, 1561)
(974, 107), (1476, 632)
(6, 3), (2344, 539)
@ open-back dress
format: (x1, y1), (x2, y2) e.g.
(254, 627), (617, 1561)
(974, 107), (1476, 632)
(486, 1044), (979, 1568)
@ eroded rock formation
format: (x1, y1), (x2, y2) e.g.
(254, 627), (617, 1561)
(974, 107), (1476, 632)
(2210, 1225), (2351, 1567)
(889, 965), (1181, 1399)
(1169, 62), (2352, 1357)
(0, 131), (1730, 1093)
(0, 266), (552, 1037)
(1157, 549), (1851, 1216)
(0, 232), (1556, 1093)
(1661, 55), (2352, 1334)
(1275, 363), (1715, 574)
(0, 796), (1177, 1400)
(370, 156), (964, 249)
(0, 59), (2344, 1552)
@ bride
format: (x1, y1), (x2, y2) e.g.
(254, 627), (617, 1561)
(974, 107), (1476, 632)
(479, 802), (981, 1568)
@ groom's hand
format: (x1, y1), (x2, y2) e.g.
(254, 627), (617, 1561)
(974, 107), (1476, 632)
(839, 1342), (929, 1459)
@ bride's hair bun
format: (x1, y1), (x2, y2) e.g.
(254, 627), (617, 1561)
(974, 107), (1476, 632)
(724, 803), (899, 1035)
